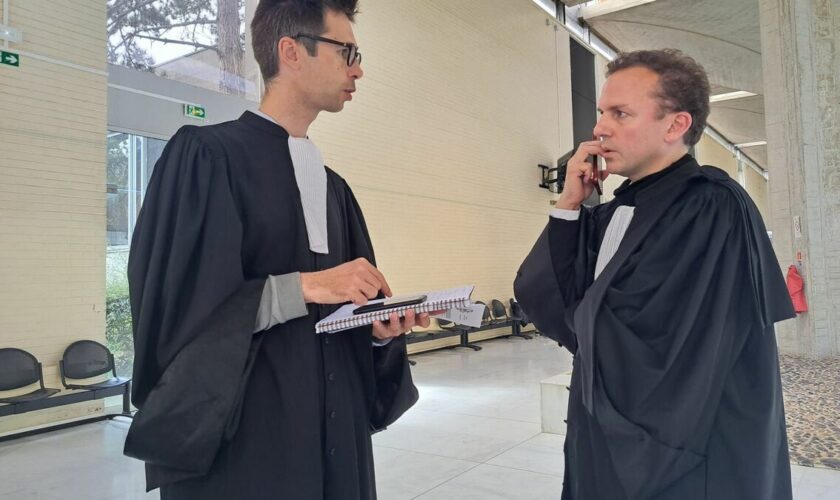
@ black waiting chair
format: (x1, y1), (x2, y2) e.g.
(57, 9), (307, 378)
(492, 299), (532, 340)
(474, 301), (492, 326)
(60, 340), (132, 416)
(0, 348), (60, 404)
(489, 299), (510, 325)
(509, 298), (529, 327)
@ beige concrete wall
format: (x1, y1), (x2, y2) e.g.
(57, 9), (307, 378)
(311, 0), (572, 323)
(745, 162), (770, 223)
(0, 0), (108, 433)
(695, 134), (770, 220)
(695, 134), (740, 179)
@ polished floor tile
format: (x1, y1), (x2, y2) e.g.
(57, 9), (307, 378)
(413, 463), (564, 500)
(373, 446), (478, 499)
(485, 432), (565, 477)
(0, 336), (837, 499)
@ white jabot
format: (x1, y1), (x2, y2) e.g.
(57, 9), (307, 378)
(254, 110), (329, 254)
(593, 206), (634, 280)
(288, 137), (329, 254)
(549, 205), (636, 280)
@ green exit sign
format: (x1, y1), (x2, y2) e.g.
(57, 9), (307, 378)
(183, 104), (206, 119)
(1, 50), (19, 67)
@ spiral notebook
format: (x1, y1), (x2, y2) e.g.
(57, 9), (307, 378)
(315, 285), (475, 334)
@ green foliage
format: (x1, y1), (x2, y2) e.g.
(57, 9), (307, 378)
(106, 250), (133, 377)
(106, 295), (135, 378)
(106, 250), (130, 300)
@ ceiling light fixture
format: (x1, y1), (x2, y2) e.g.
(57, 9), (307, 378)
(734, 141), (767, 148)
(710, 91), (757, 103)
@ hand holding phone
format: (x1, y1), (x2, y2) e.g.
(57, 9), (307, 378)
(353, 294), (427, 315)
(555, 142), (604, 209)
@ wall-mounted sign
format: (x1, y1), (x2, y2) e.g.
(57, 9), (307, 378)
(0, 50), (20, 68)
(183, 104), (206, 120)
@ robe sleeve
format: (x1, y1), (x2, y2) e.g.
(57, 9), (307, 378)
(590, 185), (792, 498)
(124, 126), (266, 475)
(514, 215), (591, 353)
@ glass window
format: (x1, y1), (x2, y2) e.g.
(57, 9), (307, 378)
(106, 131), (166, 377)
(107, 132), (130, 247)
(107, 0), (261, 101)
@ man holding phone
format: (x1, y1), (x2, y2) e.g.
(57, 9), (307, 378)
(515, 49), (795, 499)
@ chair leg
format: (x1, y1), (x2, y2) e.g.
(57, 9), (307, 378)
(450, 330), (481, 351)
(120, 382), (134, 418)
(507, 322), (533, 340)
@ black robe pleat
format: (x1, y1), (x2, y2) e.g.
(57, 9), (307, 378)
(123, 111), (418, 499)
(515, 156), (796, 500)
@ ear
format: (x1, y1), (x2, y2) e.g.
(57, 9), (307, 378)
(666, 111), (693, 144)
(278, 36), (304, 71)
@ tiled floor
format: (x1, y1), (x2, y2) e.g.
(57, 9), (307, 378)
(0, 336), (838, 499)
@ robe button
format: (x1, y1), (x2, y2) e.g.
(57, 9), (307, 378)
(329, 410), (336, 419)
(329, 447), (336, 456)
(324, 337), (330, 345)
(328, 373), (335, 381)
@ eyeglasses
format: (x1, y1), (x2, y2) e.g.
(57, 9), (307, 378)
(293, 33), (362, 67)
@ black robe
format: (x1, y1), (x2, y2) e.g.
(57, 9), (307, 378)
(123, 111), (418, 499)
(515, 156), (796, 499)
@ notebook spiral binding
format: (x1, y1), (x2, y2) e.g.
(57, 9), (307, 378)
(315, 295), (471, 334)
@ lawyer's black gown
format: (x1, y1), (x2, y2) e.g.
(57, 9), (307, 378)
(123, 111), (417, 499)
(515, 156), (796, 499)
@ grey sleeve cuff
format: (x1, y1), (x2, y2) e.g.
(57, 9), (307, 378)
(253, 272), (309, 333)
(372, 337), (393, 347)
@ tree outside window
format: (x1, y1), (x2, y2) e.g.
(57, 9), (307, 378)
(107, 0), (259, 99)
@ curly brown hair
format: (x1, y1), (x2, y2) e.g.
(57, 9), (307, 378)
(607, 49), (710, 146)
(251, 0), (360, 84)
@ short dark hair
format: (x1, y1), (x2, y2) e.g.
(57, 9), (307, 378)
(607, 49), (710, 147)
(251, 0), (359, 84)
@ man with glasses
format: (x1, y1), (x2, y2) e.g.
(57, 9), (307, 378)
(124, 1), (425, 498)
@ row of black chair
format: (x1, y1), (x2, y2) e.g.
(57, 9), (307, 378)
(0, 341), (132, 425)
(408, 298), (536, 351)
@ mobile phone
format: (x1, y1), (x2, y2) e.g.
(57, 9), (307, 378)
(353, 294), (427, 315)
(590, 154), (603, 196)
(591, 135), (603, 196)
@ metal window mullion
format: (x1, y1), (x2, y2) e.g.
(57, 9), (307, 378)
(127, 135), (139, 245)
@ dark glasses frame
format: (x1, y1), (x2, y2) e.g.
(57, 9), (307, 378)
(293, 33), (362, 67)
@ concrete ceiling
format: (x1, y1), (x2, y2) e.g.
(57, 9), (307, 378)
(573, 0), (767, 169)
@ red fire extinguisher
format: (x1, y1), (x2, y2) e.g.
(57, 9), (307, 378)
(786, 265), (808, 313)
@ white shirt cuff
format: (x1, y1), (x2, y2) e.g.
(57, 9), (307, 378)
(549, 208), (581, 221)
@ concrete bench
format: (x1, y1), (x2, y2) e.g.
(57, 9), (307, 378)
(540, 371), (572, 435)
